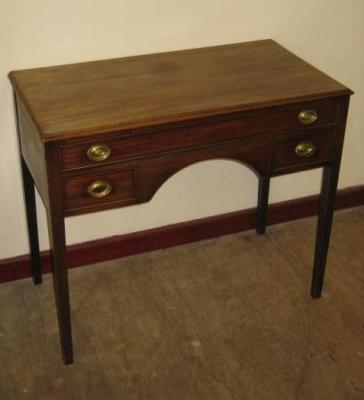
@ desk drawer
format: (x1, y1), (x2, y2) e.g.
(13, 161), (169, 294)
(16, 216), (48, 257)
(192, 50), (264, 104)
(61, 99), (338, 171)
(273, 131), (335, 171)
(64, 169), (136, 213)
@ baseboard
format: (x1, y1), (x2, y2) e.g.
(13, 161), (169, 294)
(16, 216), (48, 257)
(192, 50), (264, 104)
(1, 184), (363, 284)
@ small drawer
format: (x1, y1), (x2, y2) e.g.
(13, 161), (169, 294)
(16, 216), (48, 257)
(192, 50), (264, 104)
(61, 99), (338, 171)
(64, 169), (136, 213)
(273, 131), (335, 171)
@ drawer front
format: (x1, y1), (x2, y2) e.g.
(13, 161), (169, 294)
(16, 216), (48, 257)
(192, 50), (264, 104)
(273, 131), (335, 171)
(61, 99), (338, 171)
(64, 169), (136, 213)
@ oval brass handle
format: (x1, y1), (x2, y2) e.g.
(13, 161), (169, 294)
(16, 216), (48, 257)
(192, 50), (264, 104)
(295, 141), (316, 158)
(87, 144), (111, 162)
(87, 180), (113, 198)
(298, 110), (318, 125)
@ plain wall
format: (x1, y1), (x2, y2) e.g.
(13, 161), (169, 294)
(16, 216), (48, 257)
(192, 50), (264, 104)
(0, 0), (363, 260)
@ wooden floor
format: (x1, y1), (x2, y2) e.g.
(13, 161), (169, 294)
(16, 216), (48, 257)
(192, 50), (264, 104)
(0, 207), (363, 400)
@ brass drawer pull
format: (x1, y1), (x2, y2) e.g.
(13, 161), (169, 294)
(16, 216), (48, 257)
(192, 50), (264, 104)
(298, 109), (318, 125)
(295, 141), (316, 158)
(87, 144), (111, 162)
(87, 180), (113, 198)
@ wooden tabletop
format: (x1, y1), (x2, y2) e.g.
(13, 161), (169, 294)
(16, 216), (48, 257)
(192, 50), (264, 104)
(9, 39), (352, 142)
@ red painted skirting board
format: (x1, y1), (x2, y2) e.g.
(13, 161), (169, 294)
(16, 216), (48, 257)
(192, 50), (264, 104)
(1, 185), (363, 284)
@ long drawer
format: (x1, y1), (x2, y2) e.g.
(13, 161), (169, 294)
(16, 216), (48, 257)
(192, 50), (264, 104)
(61, 98), (338, 171)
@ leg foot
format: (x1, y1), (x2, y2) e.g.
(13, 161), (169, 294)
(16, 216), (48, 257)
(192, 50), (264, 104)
(310, 165), (339, 298)
(20, 157), (42, 284)
(256, 176), (270, 235)
(47, 212), (73, 365)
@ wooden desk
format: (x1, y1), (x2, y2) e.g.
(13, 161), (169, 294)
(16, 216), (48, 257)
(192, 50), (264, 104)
(9, 39), (353, 364)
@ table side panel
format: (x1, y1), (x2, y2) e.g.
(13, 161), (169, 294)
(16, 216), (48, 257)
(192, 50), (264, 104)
(16, 98), (49, 208)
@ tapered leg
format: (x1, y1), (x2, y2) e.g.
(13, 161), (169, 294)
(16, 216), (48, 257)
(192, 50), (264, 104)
(256, 176), (270, 235)
(46, 211), (73, 364)
(311, 165), (340, 298)
(20, 157), (42, 284)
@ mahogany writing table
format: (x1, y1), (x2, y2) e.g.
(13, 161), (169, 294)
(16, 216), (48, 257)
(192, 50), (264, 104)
(9, 39), (353, 364)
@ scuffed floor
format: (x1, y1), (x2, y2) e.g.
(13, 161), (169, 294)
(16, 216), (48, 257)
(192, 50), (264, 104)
(0, 207), (363, 400)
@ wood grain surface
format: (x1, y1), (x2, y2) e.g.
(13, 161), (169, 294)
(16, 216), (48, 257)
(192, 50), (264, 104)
(9, 40), (352, 141)
(0, 207), (363, 399)
(8, 39), (354, 366)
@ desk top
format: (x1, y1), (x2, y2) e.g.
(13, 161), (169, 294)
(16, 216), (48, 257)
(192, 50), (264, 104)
(9, 39), (352, 142)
